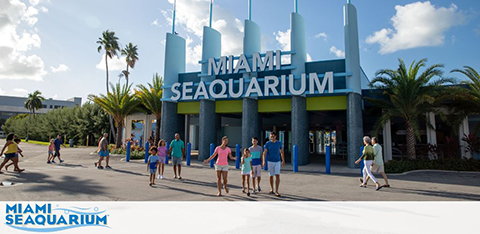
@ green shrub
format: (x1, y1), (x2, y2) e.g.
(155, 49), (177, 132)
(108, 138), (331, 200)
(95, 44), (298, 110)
(385, 158), (480, 173)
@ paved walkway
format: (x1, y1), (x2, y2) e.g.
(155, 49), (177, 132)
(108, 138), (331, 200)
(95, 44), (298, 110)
(1, 140), (479, 201)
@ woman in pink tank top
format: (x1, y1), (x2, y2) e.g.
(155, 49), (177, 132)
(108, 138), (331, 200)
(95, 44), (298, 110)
(204, 136), (237, 196)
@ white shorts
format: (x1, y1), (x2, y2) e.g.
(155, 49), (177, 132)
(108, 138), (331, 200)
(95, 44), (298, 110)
(251, 165), (262, 178)
(267, 161), (281, 176)
(371, 164), (385, 173)
(214, 164), (229, 171)
(241, 171), (251, 175)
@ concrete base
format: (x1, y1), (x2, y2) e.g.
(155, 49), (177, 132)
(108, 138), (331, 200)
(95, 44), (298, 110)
(160, 101), (179, 143)
(347, 93), (363, 168)
(291, 96), (309, 165)
(242, 98), (260, 150)
(199, 100), (216, 160)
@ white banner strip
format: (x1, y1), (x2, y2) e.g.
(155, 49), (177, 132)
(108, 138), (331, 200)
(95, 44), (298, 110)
(0, 202), (477, 234)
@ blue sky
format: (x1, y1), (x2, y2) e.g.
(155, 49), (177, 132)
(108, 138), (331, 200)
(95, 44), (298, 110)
(0, 0), (479, 103)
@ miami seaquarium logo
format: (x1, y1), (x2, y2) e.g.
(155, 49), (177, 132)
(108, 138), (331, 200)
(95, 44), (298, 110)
(4, 203), (110, 232)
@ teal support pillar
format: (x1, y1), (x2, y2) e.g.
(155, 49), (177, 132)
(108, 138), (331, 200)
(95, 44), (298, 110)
(290, 12), (309, 166)
(344, 3), (364, 168)
(161, 33), (185, 143)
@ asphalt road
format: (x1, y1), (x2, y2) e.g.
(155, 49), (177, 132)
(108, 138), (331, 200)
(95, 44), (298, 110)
(1, 140), (479, 201)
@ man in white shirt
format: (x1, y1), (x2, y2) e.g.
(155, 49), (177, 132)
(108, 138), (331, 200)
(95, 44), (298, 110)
(362, 137), (390, 187)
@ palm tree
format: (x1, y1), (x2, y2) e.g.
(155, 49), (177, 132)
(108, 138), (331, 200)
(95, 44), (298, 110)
(97, 30), (120, 142)
(367, 58), (455, 159)
(89, 83), (141, 148)
(135, 74), (163, 145)
(121, 43), (139, 87)
(451, 66), (480, 134)
(24, 90), (45, 141)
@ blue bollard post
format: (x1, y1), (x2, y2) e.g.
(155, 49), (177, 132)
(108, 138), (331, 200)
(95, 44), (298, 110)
(166, 142), (170, 165)
(126, 141), (131, 162)
(144, 142), (150, 164)
(186, 143), (191, 166)
(326, 145), (331, 174)
(235, 144), (240, 169)
(264, 151), (268, 171)
(360, 146), (364, 177)
(293, 145), (298, 172)
(209, 143), (215, 168)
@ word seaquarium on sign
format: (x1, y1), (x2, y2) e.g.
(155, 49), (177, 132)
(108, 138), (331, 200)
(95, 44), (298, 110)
(169, 50), (336, 101)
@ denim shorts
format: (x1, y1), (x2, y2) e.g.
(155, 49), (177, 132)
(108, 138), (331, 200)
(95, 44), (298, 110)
(4, 153), (17, 159)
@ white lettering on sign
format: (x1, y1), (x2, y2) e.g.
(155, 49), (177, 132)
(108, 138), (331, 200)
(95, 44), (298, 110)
(170, 72), (336, 101)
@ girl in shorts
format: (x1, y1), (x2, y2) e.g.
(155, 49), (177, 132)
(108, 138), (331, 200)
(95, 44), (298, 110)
(157, 139), (167, 179)
(203, 136), (237, 196)
(47, 138), (55, 163)
(0, 133), (24, 173)
(241, 148), (253, 196)
(5, 138), (24, 171)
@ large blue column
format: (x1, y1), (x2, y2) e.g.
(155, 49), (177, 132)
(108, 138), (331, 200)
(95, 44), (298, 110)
(344, 3), (363, 168)
(198, 26), (221, 160)
(242, 19), (261, 150)
(161, 33), (185, 143)
(290, 12), (309, 165)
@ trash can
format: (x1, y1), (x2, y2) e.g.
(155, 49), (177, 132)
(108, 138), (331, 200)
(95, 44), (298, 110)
(69, 139), (74, 147)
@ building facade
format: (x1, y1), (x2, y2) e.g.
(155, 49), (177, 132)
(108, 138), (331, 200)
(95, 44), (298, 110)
(157, 1), (478, 168)
(0, 95), (82, 121)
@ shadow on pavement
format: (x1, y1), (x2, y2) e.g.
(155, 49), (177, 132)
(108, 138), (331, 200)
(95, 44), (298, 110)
(17, 172), (107, 196)
(387, 171), (480, 187)
(385, 187), (480, 201)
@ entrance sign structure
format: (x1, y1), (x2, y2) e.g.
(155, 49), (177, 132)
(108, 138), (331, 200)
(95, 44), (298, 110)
(160, 0), (365, 168)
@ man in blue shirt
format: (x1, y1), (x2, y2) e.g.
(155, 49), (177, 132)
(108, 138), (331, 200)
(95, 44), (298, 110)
(263, 132), (285, 197)
(53, 134), (66, 163)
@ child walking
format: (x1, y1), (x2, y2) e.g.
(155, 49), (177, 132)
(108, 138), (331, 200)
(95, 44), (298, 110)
(47, 139), (55, 163)
(5, 138), (24, 171)
(147, 147), (160, 186)
(157, 139), (167, 179)
(241, 148), (253, 196)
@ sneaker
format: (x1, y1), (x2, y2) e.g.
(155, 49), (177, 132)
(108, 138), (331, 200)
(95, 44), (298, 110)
(97, 166), (104, 169)
(160, 175), (164, 179)
(105, 165), (112, 169)
(253, 190), (257, 194)
(59, 160), (64, 163)
(258, 185), (261, 192)
(51, 161), (56, 164)
(247, 192), (251, 197)
(47, 161), (51, 164)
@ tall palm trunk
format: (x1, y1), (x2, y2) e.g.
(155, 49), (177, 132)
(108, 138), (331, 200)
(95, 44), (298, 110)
(125, 66), (130, 87)
(155, 116), (161, 146)
(405, 120), (417, 159)
(116, 121), (123, 149)
(105, 53), (116, 144)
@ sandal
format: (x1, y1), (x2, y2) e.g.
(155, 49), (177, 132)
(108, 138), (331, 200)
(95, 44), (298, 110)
(376, 185), (383, 191)
(359, 184), (367, 188)
(269, 190), (274, 194)
(382, 184), (390, 188)
(275, 192), (281, 197)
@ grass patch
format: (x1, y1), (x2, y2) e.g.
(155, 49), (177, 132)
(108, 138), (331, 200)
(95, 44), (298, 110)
(24, 140), (50, 146)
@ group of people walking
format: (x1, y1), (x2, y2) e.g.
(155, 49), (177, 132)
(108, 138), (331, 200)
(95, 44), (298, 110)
(1, 130), (390, 198)
(355, 136), (390, 190)
(145, 131), (285, 197)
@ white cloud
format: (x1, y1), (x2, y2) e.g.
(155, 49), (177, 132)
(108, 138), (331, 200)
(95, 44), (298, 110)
(315, 32), (328, 41)
(151, 19), (159, 26)
(274, 29), (313, 64)
(40, 7), (48, 13)
(366, 1), (465, 54)
(330, 46), (345, 58)
(0, 0), (47, 81)
(0, 88), (5, 95)
(50, 64), (70, 73)
(13, 88), (29, 96)
(29, 0), (40, 6)
(162, 0), (244, 69)
(96, 54), (127, 71)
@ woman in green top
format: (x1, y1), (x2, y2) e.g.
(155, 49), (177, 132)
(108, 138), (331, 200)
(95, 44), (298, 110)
(355, 136), (382, 191)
